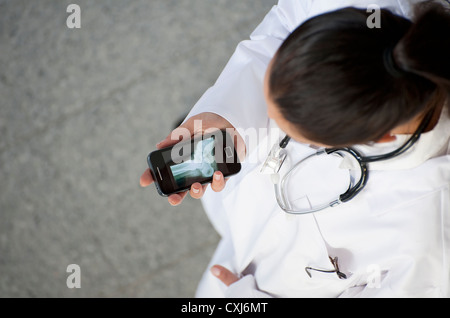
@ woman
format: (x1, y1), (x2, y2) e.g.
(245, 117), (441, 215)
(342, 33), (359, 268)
(141, 0), (450, 297)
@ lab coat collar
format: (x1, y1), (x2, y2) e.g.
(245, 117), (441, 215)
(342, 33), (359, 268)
(354, 105), (450, 171)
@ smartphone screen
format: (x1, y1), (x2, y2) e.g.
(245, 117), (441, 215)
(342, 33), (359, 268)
(165, 136), (218, 188)
(148, 130), (241, 196)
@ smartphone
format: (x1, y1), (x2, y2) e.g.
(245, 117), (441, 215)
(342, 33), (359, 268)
(147, 130), (241, 196)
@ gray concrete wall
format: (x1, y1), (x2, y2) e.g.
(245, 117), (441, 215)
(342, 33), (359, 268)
(0, 0), (275, 297)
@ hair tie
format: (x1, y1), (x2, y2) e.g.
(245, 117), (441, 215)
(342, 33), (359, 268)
(383, 48), (406, 78)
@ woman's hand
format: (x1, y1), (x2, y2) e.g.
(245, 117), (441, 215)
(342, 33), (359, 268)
(140, 112), (245, 206)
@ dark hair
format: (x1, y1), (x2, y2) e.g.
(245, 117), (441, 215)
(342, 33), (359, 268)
(269, 2), (450, 147)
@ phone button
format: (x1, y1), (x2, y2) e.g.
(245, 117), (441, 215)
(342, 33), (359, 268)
(157, 167), (163, 180)
(225, 146), (233, 158)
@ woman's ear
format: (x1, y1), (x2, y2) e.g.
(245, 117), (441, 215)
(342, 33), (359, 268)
(375, 133), (397, 143)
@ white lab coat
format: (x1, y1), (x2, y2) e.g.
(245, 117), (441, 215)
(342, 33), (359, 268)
(187, 0), (450, 297)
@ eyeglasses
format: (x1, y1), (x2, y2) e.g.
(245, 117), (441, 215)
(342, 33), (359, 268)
(261, 110), (434, 215)
(305, 257), (347, 280)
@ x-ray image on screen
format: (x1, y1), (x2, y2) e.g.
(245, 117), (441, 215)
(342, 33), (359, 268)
(169, 137), (218, 187)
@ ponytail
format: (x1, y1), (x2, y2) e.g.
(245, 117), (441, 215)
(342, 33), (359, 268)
(395, 1), (450, 90)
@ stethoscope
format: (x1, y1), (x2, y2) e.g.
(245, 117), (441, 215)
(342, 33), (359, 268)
(263, 109), (435, 215)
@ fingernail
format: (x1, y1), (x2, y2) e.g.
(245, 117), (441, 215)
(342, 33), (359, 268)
(192, 187), (200, 194)
(168, 195), (180, 206)
(214, 172), (221, 181)
(211, 266), (221, 277)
